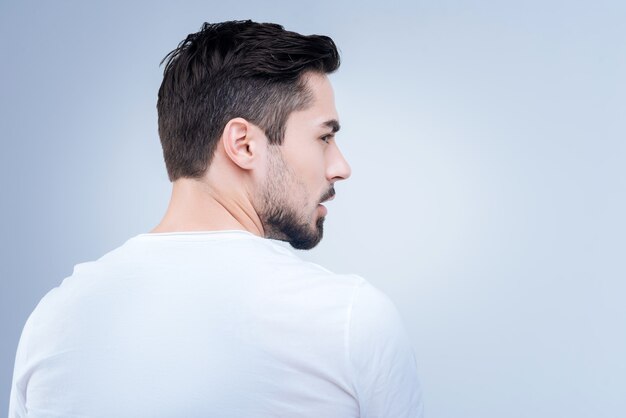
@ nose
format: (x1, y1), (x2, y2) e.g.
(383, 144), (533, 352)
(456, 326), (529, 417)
(326, 143), (352, 182)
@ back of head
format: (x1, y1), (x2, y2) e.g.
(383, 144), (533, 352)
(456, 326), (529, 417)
(157, 20), (341, 181)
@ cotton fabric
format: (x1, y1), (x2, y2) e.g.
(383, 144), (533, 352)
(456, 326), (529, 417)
(10, 231), (423, 417)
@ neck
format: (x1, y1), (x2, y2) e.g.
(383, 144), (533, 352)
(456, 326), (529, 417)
(150, 177), (264, 236)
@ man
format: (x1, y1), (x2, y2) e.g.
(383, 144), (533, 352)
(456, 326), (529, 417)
(10, 20), (423, 417)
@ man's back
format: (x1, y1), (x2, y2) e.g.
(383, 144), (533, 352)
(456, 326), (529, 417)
(10, 231), (422, 417)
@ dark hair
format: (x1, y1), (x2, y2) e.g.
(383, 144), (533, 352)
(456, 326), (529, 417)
(157, 20), (340, 181)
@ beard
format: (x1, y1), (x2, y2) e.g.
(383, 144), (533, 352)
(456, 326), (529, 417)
(264, 206), (325, 250)
(257, 147), (333, 250)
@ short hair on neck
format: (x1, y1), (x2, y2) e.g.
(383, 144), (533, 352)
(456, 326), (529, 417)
(157, 20), (341, 181)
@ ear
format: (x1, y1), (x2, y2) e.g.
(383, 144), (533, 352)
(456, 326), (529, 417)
(221, 118), (265, 170)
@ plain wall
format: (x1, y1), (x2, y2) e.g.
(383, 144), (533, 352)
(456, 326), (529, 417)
(1, 0), (625, 416)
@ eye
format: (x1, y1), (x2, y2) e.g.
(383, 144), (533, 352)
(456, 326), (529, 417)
(320, 134), (333, 144)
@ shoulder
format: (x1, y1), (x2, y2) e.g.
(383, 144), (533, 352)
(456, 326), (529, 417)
(347, 279), (424, 417)
(348, 279), (410, 353)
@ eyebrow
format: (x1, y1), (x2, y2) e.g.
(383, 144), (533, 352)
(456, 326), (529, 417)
(322, 119), (341, 134)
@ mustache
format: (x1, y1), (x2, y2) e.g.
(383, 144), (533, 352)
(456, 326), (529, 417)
(319, 187), (336, 204)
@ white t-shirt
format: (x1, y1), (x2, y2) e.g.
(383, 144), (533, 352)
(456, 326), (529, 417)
(9, 231), (423, 417)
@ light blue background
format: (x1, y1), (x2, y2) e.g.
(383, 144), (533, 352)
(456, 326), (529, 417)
(1, 1), (625, 416)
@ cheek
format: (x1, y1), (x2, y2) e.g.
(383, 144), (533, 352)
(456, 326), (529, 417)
(302, 157), (326, 190)
(284, 146), (326, 194)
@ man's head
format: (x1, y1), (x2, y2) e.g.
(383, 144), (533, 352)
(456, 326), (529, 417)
(157, 21), (350, 249)
(158, 20), (340, 180)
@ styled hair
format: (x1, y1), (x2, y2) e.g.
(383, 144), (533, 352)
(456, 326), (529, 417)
(157, 20), (340, 181)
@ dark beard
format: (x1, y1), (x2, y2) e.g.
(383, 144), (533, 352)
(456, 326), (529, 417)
(263, 204), (325, 250)
(258, 146), (334, 250)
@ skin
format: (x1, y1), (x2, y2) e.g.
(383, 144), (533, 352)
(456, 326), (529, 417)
(151, 72), (351, 249)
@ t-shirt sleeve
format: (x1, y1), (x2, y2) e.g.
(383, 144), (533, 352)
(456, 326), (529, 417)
(347, 279), (424, 418)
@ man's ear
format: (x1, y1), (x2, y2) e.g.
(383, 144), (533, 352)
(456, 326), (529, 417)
(221, 118), (265, 170)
